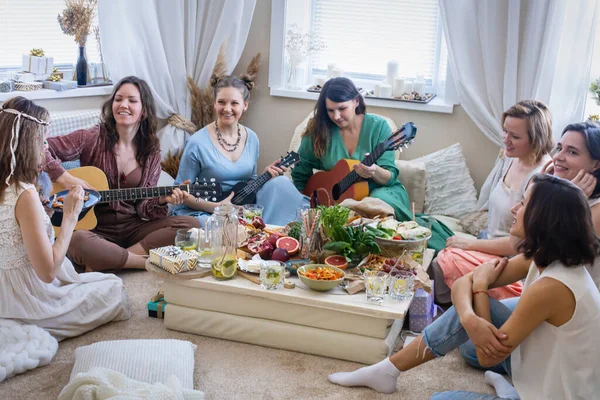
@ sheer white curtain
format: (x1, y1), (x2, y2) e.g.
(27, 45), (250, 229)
(98, 0), (256, 157)
(439, 0), (599, 207)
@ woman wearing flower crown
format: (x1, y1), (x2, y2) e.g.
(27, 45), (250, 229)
(0, 96), (130, 340)
(172, 73), (309, 226)
(44, 76), (200, 272)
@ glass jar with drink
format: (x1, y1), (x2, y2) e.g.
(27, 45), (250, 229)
(205, 205), (239, 280)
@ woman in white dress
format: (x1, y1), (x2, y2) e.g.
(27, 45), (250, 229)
(0, 97), (130, 341)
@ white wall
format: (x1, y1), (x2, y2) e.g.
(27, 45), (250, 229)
(233, 0), (499, 191)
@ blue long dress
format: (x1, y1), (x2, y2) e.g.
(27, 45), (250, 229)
(172, 126), (309, 226)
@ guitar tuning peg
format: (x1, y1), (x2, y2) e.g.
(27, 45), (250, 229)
(211, 197), (217, 202)
(399, 148), (403, 152)
(210, 178), (215, 182)
(403, 143), (409, 148)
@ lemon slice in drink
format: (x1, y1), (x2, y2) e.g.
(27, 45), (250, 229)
(221, 259), (237, 278)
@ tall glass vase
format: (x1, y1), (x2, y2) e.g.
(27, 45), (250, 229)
(76, 46), (87, 86)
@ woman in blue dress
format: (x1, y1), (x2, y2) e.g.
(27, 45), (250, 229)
(173, 74), (308, 226)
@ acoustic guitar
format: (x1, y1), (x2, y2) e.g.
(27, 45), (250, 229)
(303, 122), (417, 207)
(49, 166), (222, 231)
(219, 151), (301, 205)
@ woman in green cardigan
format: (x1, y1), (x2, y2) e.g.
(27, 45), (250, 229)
(291, 77), (452, 252)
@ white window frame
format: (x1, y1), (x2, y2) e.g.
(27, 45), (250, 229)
(268, 0), (457, 114)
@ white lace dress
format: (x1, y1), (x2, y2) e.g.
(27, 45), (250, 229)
(0, 183), (131, 341)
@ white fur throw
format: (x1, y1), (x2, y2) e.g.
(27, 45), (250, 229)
(59, 367), (205, 400)
(0, 319), (58, 382)
(71, 339), (196, 390)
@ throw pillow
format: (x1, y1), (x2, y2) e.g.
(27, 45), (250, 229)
(395, 160), (426, 214)
(412, 143), (478, 218)
(458, 210), (489, 236)
(70, 339), (196, 390)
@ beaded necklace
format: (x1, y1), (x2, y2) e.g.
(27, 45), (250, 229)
(215, 121), (241, 152)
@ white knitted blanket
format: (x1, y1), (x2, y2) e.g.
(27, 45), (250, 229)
(0, 319), (58, 382)
(58, 367), (205, 400)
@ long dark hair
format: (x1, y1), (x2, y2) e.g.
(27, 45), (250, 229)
(561, 121), (600, 199)
(0, 97), (49, 201)
(518, 174), (599, 267)
(100, 76), (159, 167)
(304, 77), (366, 158)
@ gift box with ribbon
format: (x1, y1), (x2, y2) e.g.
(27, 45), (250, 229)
(409, 279), (443, 332)
(149, 246), (198, 274)
(148, 290), (167, 319)
(22, 49), (54, 77)
(43, 80), (77, 91)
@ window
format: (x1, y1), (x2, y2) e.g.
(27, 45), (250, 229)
(269, 0), (450, 99)
(0, 0), (101, 71)
(584, 12), (600, 121)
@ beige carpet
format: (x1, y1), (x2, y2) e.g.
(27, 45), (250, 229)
(1, 271), (496, 399)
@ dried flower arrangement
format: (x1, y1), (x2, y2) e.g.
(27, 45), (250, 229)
(57, 0), (97, 47)
(285, 23), (326, 85)
(92, 25), (108, 81)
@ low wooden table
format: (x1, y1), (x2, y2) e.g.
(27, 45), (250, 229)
(161, 250), (434, 365)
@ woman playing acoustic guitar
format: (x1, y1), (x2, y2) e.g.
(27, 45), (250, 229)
(292, 77), (452, 251)
(0, 97), (130, 340)
(44, 76), (200, 272)
(173, 74), (309, 227)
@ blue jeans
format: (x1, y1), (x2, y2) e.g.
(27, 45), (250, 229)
(459, 297), (519, 373)
(421, 297), (514, 399)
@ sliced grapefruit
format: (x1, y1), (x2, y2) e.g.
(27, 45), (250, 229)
(325, 255), (349, 270)
(276, 236), (300, 255)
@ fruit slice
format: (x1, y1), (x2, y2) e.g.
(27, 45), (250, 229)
(276, 237), (300, 255)
(325, 255), (349, 270)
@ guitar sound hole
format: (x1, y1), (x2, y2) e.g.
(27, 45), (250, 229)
(332, 184), (341, 201)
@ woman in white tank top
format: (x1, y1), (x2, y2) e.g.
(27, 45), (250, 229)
(328, 174), (600, 399)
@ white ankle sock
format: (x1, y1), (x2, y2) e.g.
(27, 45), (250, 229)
(328, 358), (401, 394)
(484, 371), (520, 399)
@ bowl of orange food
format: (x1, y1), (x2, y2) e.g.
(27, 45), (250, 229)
(297, 264), (346, 292)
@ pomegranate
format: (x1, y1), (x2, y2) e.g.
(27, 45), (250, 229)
(271, 248), (290, 262)
(252, 216), (266, 229)
(267, 234), (279, 247)
(258, 241), (274, 260)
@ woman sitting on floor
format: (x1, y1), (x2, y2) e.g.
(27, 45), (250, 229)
(173, 74), (309, 227)
(44, 76), (200, 272)
(291, 77), (452, 251)
(0, 97), (130, 340)
(431, 100), (553, 302)
(328, 173), (600, 399)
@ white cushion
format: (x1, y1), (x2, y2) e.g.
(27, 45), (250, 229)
(395, 159), (426, 214)
(70, 339), (196, 390)
(412, 143), (478, 218)
(48, 109), (101, 138)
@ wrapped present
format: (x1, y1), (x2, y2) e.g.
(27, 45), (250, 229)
(0, 80), (13, 93)
(409, 280), (442, 332)
(22, 54), (54, 76)
(12, 72), (37, 83)
(149, 246), (198, 274)
(43, 80), (77, 91)
(148, 290), (167, 319)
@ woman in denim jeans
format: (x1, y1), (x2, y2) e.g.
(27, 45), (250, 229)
(328, 174), (600, 399)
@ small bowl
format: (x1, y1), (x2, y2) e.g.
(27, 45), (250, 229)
(285, 259), (310, 276)
(297, 264), (345, 292)
(48, 189), (101, 227)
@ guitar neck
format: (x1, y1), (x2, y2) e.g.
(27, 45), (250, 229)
(98, 184), (189, 203)
(232, 172), (272, 202)
(337, 142), (387, 194)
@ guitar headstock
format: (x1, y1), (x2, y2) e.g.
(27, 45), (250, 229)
(190, 178), (223, 202)
(276, 151), (301, 168)
(385, 122), (417, 152)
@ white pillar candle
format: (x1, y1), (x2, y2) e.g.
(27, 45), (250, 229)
(386, 60), (399, 85)
(405, 79), (414, 93)
(317, 76), (327, 86)
(330, 68), (344, 78)
(327, 63), (337, 78)
(393, 77), (405, 97)
(379, 83), (392, 98)
(373, 82), (382, 97)
(414, 74), (426, 94)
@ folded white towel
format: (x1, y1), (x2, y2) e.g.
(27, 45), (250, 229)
(59, 367), (205, 400)
(0, 319), (58, 382)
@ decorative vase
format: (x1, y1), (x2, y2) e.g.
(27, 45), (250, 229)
(76, 46), (87, 86)
(286, 64), (305, 90)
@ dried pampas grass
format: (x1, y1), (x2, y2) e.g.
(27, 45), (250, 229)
(57, 0), (97, 47)
(161, 149), (183, 180)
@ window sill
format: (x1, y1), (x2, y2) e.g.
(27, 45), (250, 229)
(270, 87), (455, 114)
(0, 85), (113, 102)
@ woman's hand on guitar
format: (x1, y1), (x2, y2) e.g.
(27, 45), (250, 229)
(353, 163), (377, 180)
(56, 171), (95, 190)
(159, 179), (190, 205)
(62, 185), (85, 220)
(264, 161), (287, 178)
